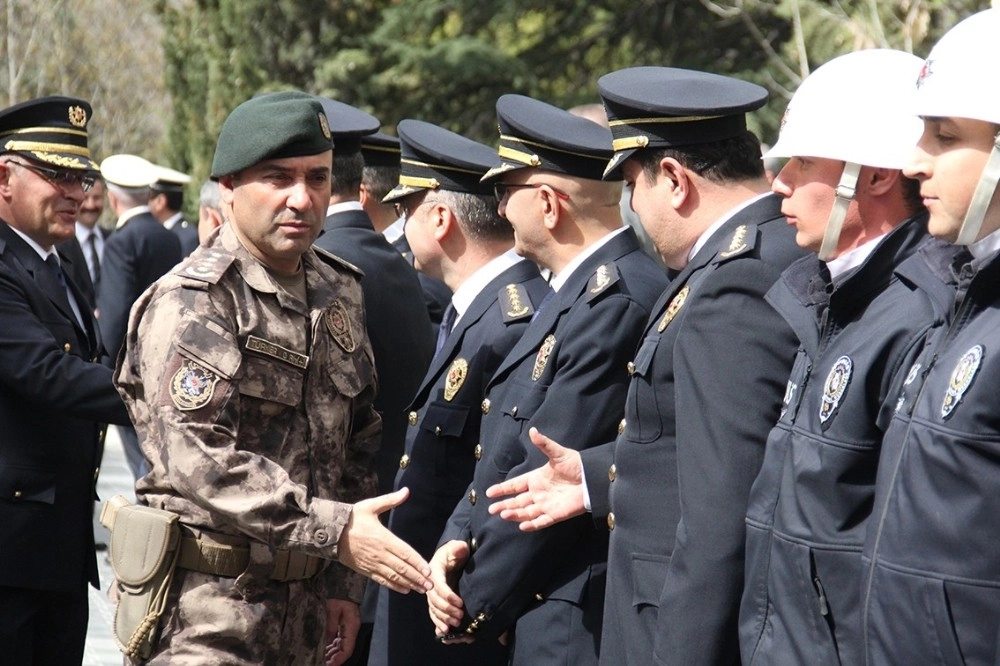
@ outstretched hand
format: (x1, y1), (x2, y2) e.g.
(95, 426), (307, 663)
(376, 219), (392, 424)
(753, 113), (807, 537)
(485, 427), (586, 531)
(337, 488), (433, 594)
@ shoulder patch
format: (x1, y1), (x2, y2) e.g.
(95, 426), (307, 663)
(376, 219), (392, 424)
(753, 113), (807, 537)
(717, 224), (758, 262)
(586, 263), (621, 303)
(498, 283), (535, 322)
(182, 248), (236, 285)
(313, 246), (365, 277)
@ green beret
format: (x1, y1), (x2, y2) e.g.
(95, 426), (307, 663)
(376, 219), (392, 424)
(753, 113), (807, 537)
(210, 91), (333, 178)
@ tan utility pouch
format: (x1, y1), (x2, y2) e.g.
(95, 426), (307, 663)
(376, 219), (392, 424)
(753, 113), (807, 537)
(99, 495), (181, 661)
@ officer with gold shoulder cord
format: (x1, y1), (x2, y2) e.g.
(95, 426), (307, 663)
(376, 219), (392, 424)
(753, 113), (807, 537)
(0, 96), (130, 665)
(112, 91), (432, 665)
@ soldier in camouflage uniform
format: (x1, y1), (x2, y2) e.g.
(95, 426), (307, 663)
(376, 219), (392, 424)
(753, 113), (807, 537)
(115, 91), (432, 665)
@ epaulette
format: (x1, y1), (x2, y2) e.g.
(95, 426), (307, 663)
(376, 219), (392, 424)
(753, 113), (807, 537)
(715, 223), (759, 263)
(585, 263), (621, 303)
(313, 246), (365, 277)
(498, 283), (535, 323)
(180, 248), (236, 285)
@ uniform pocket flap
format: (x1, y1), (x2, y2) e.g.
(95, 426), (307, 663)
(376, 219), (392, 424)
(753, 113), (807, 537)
(175, 319), (241, 379)
(631, 553), (670, 608)
(110, 504), (180, 586)
(238, 355), (303, 406)
(420, 402), (470, 438)
(0, 465), (56, 504)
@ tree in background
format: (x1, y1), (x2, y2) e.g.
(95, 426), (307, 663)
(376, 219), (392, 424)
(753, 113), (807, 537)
(1, 0), (991, 218)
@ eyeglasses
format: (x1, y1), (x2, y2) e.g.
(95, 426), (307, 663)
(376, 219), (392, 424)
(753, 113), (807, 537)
(6, 160), (98, 193)
(493, 182), (569, 204)
(393, 198), (442, 220)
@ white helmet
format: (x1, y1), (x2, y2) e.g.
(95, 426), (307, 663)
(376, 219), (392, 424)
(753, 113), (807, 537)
(913, 8), (1000, 245)
(765, 49), (924, 259)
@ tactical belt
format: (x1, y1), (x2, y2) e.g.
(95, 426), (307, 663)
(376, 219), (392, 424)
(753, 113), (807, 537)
(176, 530), (323, 582)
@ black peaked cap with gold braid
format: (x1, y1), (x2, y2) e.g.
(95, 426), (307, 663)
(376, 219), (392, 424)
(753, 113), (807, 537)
(481, 94), (618, 184)
(361, 132), (401, 169)
(597, 67), (768, 179)
(316, 97), (380, 156)
(0, 96), (98, 171)
(383, 119), (497, 203)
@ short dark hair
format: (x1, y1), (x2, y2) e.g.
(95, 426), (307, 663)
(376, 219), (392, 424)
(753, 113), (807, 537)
(638, 130), (765, 184)
(154, 190), (183, 212)
(439, 190), (513, 243)
(331, 151), (364, 198)
(362, 165), (400, 203)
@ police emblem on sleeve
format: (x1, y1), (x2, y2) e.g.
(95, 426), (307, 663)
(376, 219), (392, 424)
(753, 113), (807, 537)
(658, 285), (689, 333)
(941, 345), (983, 419)
(819, 356), (852, 425)
(325, 300), (356, 352)
(170, 360), (221, 411)
(444, 358), (469, 401)
(533, 335), (556, 381)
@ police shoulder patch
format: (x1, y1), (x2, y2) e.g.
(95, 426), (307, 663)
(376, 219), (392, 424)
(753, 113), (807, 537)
(183, 248), (236, 285)
(819, 355), (852, 426)
(170, 359), (222, 411)
(941, 345), (983, 419)
(499, 283), (534, 322)
(718, 224), (758, 261)
(586, 263), (621, 302)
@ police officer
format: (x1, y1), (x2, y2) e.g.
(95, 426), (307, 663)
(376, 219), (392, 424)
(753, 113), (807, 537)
(0, 96), (130, 665)
(861, 9), (1000, 664)
(428, 94), (668, 665)
(369, 119), (549, 666)
(115, 91), (433, 665)
(149, 163), (199, 256)
(738, 50), (948, 665)
(99, 153), (182, 480)
(487, 68), (806, 664)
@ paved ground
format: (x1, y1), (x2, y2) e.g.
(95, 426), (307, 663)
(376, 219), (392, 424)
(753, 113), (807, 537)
(83, 427), (136, 666)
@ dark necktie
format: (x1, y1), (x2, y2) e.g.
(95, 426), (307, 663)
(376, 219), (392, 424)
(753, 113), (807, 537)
(44, 254), (75, 318)
(531, 289), (555, 322)
(435, 303), (457, 354)
(86, 232), (101, 287)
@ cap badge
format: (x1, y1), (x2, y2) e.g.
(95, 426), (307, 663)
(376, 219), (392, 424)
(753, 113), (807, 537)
(444, 358), (469, 401)
(170, 359), (221, 411)
(720, 225), (749, 258)
(941, 345), (983, 419)
(819, 355), (852, 425)
(532, 334), (556, 381)
(318, 112), (332, 140)
(326, 300), (356, 352)
(657, 285), (689, 333)
(68, 105), (88, 128)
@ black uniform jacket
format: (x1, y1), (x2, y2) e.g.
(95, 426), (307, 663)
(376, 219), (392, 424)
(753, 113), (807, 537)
(740, 214), (943, 666)
(314, 208), (434, 495)
(581, 194), (806, 666)
(440, 228), (668, 660)
(0, 220), (129, 592)
(860, 239), (1000, 666)
(169, 218), (200, 257)
(97, 211), (182, 363)
(369, 258), (549, 666)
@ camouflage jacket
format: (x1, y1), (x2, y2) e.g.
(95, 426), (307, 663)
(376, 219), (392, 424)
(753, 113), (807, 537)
(115, 223), (380, 602)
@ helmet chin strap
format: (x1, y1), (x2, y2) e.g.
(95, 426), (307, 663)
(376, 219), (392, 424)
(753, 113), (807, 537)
(955, 130), (1000, 246)
(818, 161), (862, 261)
